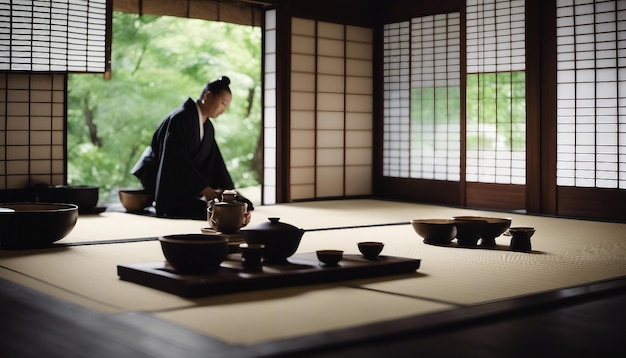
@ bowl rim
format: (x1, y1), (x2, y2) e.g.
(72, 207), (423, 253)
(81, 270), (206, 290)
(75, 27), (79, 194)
(316, 249), (344, 255)
(160, 234), (228, 244)
(118, 189), (151, 194)
(0, 202), (78, 213)
(46, 185), (99, 190)
(452, 215), (512, 223)
(358, 241), (384, 246)
(411, 218), (455, 224)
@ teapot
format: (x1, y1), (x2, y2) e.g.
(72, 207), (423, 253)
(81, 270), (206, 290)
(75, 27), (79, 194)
(207, 190), (247, 234)
(239, 217), (305, 263)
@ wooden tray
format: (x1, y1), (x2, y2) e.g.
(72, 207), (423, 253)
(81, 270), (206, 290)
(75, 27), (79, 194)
(117, 253), (421, 297)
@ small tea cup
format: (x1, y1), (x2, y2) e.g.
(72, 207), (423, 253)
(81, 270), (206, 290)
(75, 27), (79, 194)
(508, 227), (535, 252)
(316, 250), (343, 266)
(239, 243), (264, 271)
(358, 241), (384, 259)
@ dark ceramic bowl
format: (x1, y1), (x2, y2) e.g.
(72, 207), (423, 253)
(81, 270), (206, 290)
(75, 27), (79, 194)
(159, 234), (228, 274)
(452, 217), (487, 246)
(0, 203), (78, 249)
(38, 185), (99, 211)
(316, 250), (343, 266)
(118, 189), (153, 212)
(357, 241), (384, 259)
(411, 219), (457, 245)
(240, 218), (304, 263)
(453, 216), (511, 246)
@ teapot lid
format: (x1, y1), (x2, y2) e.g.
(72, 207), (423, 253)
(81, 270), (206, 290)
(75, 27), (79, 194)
(243, 217), (300, 232)
(221, 189), (237, 202)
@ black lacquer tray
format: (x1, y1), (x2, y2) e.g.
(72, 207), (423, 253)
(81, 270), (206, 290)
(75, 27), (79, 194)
(117, 253), (421, 297)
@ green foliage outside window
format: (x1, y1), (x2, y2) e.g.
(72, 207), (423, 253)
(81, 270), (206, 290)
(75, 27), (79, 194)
(67, 13), (262, 203)
(466, 71), (526, 151)
(410, 86), (461, 152)
(411, 87), (461, 124)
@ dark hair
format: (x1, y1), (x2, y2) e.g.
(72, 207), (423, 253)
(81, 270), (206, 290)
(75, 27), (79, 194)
(200, 76), (231, 98)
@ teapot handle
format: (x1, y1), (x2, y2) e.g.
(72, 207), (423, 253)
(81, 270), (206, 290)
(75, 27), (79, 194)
(207, 199), (218, 229)
(207, 198), (218, 215)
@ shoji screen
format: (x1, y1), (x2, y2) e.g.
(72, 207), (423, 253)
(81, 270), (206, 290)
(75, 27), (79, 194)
(263, 9), (277, 204)
(465, 0), (526, 185)
(0, 0), (108, 72)
(383, 21), (410, 177)
(344, 25), (373, 196)
(0, 73), (66, 189)
(290, 18), (317, 199)
(0, 1), (110, 190)
(556, 0), (626, 189)
(382, 13), (461, 181)
(410, 14), (461, 181)
(290, 18), (373, 200)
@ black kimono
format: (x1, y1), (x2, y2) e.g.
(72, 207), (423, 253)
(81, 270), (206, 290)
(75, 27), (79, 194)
(132, 98), (246, 219)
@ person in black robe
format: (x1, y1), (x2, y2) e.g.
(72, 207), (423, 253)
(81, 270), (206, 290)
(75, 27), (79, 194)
(131, 76), (253, 220)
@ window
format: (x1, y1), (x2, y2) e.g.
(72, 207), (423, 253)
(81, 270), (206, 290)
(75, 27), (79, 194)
(556, 0), (626, 189)
(383, 13), (461, 181)
(0, 0), (108, 72)
(263, 9), (277, 204)
(381, 0), (526, 208)
(466, 0), (526, 184)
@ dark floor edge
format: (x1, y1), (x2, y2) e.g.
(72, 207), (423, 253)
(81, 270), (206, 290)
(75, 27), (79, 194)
(0, 277), (252, 358)
(2, 268), (625, 357)
(243, 276), (626, 357)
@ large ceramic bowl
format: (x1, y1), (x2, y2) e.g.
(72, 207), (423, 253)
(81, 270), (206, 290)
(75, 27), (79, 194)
(159, 234), (228, 274)
(240, 217), (304, 263)
(411, 219), (457, 245)
(118, 189), (153, 212)
(38, 185), (99, 211)
(453, 216), (511, 246)
(452, 216), (487, 246)
(0, 203), (78, 249)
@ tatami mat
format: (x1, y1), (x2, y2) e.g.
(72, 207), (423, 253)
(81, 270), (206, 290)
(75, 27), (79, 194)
(1, 199), (625, 345)
(52, 199), (430, 244)
(52, 211), (201, 244)
(300, 221), (626, 305)
(153, 286), (453, 345)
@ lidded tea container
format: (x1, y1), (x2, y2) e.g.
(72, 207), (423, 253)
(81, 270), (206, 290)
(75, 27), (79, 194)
(208, 190), (247, 234)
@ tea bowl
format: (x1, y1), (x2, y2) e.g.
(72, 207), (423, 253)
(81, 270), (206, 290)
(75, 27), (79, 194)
(38, 185), (100, 211)
(453, 216), (511, 246)
(411, 219), (457, 245)
(0, 203), (78, 249)
(358, 241), (384, 259)
(118, 189), (153, 212)
(159, 234), (228, 274)
(452, 217), (487, 246)
(316, 250), (343, 266)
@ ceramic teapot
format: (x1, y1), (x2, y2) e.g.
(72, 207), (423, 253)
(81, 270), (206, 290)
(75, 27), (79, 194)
(239, 217), (305, 263)
(207, 190), (247, 234)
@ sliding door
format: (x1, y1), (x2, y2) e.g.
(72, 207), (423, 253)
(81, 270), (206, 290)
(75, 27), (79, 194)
(380, 0), (526, 210)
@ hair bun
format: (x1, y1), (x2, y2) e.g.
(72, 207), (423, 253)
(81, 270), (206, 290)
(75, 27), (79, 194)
(203, 76), (231, 96)
(219, 76), (230, 85)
